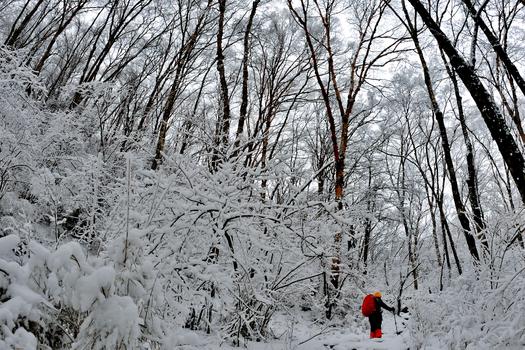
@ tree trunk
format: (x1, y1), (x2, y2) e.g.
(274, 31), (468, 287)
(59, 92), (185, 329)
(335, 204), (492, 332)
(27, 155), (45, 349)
(5, 0), (46, 48)
(444, 61), (489, 251)
(438, 196), (462, 274)
(232, 0), (260, 158)
(362, 164), (373, 272)
(461, 0), (525, 97)
(403, 6), (480, 260)
(407, 0), (525, 206)
(151, 60), (187, 169)
(211, 0), (231, 171)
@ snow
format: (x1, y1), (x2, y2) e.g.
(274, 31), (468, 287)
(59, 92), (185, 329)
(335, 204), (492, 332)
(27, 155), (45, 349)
(0, 234), (20, 260)
(161, 311), (411, 350)
(74, 266), (116, 312)
(163, 329), (204, 348)
(1, 327), (37, 350)
(1, 7), (525, 349)
(73, 295), (140, 350)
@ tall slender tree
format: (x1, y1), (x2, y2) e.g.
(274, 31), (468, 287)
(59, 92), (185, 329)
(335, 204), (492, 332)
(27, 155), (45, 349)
(407, 0), (525, 205)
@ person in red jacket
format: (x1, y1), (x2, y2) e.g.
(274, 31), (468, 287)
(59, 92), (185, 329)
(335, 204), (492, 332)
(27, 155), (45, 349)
(369, 291), (394, 338)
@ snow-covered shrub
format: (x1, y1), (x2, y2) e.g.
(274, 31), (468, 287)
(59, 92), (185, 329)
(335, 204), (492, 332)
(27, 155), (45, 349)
(85, 155), (345, 346)
(0, 233), (146, 349)
(407, 218), (525, 350)
(0, 49), (43, 206)
(0, 43), (402, 349)
(104, 228), (164, 345)
(73, 295), (140, 350)
(0, 235), (42, 350)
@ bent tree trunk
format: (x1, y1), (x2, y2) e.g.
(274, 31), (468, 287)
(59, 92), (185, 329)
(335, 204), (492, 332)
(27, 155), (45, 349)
(407, 0), (525, 206)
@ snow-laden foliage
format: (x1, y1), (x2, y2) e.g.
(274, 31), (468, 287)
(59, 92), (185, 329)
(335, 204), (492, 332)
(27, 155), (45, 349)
(1, 1), (525, 348)
(0, 149), (353, 349)
(407, 214), (525, 349)
(0, 234), (141, 349)
(103, 157), (349, 346)
(0, 49), (357, 348)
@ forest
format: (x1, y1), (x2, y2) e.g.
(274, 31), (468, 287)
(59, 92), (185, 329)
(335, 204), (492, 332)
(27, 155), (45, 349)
(0, 0), (524, 349)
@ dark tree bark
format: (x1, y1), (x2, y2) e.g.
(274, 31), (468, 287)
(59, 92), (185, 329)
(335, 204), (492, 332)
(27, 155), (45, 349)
(232, 0), (260, 159)
(4, 0), (46, 48)
(441, 55), (489, 252)
(362, 163), (373, 271)
(402, 3), (480, 261)
(211, 0), (231, 171)
(461, 0), (525, 97)
(407, 0), (525, 205)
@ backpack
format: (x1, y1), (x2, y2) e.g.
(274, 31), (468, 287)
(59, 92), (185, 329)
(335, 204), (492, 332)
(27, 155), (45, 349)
(361, 294), (376, 317)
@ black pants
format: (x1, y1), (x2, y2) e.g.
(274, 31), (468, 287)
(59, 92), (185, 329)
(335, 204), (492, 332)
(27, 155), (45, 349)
(369, 312), (382, 332)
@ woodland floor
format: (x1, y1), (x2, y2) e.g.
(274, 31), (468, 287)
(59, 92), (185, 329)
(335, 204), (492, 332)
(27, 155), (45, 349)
(171, 311), (412, 350)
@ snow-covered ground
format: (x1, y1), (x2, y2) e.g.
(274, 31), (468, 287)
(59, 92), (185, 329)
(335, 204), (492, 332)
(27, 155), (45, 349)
(168, 311), (411, 350)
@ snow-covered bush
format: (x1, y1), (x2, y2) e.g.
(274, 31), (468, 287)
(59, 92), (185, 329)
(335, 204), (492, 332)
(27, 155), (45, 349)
(0, 53), (325, 347)
(407, 219), (525, 350)
(0, 233), (146, 349)
(103, 158), (296, 344)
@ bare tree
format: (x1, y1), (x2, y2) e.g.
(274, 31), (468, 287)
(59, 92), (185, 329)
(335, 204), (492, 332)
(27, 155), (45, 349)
(151, 0), (214, 170)
(406, 0), (525, 205)
(4, 0), (48, 48)
(232, 0), (261, 158)
(400, 1), (484, 261)
(287, 0), (404, 308)
(461, 0), (525, 97)
(210, 0), (231, 171)
(33, 0), (90, 74)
